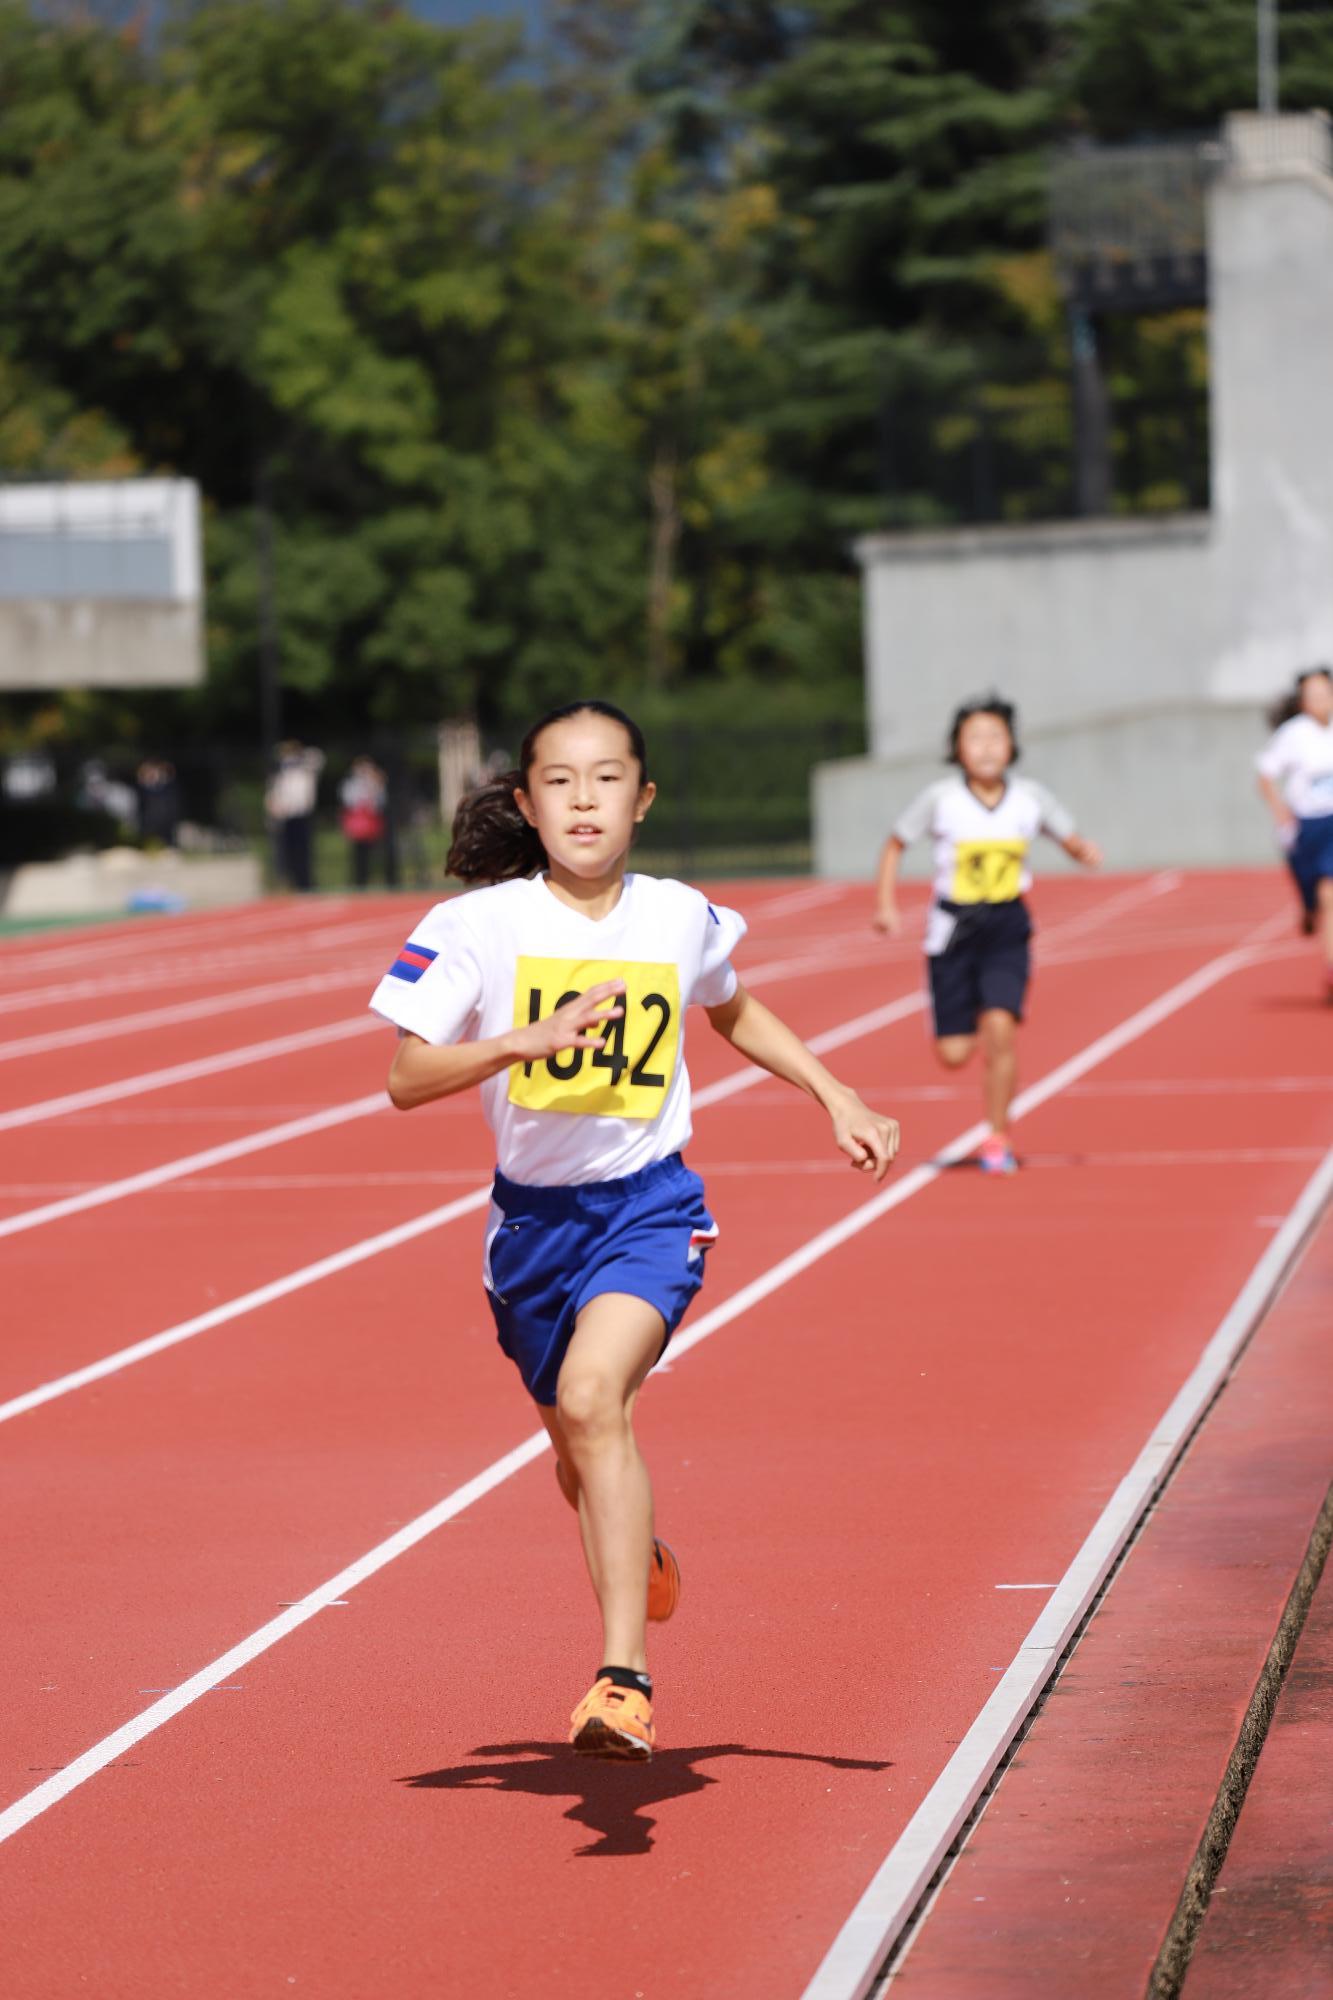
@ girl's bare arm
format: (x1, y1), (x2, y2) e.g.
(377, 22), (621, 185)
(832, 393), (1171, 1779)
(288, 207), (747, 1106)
(388, 980), (624, 1110)
(706, 983), (900, 1179)
(1257, 773), (1296, 841)
(873, 835), (906, 933)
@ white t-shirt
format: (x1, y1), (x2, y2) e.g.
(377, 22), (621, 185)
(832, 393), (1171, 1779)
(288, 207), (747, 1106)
(893, 774), (1076, 907)
(369, 873), (746, 1187)
(1256, 715), (1333, 820)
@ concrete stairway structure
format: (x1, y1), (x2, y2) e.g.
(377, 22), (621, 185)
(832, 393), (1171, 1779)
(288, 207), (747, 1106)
(816, 113), (1333, 876)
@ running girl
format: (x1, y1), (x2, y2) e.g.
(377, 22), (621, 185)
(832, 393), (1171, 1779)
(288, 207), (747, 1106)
(370, 701), (899, 1761)
(872, 697), (1100, 1175)
(1256, 666), (1333, 995)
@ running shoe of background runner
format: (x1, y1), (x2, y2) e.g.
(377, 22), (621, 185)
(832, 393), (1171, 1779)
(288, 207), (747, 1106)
(647, 1539), (681, 1622)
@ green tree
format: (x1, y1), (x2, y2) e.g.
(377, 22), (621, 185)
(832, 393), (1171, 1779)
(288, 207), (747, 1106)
(1070, 0), (1333, 137)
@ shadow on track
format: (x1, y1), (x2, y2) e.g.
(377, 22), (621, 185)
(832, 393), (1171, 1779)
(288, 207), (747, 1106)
(399, 1741), (891, 1858)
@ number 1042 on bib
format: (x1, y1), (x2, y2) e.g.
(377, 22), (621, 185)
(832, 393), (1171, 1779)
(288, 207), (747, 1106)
(508, 957), (682, 1121)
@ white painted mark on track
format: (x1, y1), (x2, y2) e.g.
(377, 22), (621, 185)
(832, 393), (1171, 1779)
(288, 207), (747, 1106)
(0, 911), (1293, 1848)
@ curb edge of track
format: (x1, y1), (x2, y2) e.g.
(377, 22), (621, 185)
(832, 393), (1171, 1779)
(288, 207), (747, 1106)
(802, 1141), (1333, 2000)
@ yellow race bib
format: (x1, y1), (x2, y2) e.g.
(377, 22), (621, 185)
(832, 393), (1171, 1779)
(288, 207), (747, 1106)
(950, 839), (1027, 904)
(508, 957), (681, 1120)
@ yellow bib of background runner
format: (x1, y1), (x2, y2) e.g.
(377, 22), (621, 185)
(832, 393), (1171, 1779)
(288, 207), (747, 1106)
(508, 957), (682, 1120)
(950, 838), (1027, 904)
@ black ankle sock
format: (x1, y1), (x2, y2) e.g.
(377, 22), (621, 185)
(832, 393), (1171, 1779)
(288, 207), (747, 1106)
(599, 1665), (652, 1698)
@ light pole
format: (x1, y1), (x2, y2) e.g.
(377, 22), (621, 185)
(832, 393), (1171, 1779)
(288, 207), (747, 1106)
(1258, 0), (1279, 116)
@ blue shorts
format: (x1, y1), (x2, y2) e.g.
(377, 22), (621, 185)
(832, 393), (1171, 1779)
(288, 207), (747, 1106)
(1288, 815), (1333, 912)
(927, 899), (1032, 1038)
(482, 1153), (717, 1407)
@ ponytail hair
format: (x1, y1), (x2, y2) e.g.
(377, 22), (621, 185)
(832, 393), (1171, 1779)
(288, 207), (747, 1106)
(445, 767), (543, 883)
(446, 700), (650, 884)
(1267, 665), (1333, 731)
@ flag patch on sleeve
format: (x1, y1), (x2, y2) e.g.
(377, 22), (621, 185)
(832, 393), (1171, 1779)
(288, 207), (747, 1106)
(387, 941), (438, 984)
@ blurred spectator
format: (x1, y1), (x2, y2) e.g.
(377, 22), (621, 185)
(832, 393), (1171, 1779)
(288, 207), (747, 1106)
(76, 758), (138, 828)
(4, 750), (57, 801)
(265, 741), (325, 892)
(136, 758), (180, 847)
(339, 755), (388, 888)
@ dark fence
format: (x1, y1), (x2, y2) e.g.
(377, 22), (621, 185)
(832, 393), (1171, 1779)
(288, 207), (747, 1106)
(877, 356), (1209, 528)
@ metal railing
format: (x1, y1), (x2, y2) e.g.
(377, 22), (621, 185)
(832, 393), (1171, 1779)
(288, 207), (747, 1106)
(1050, 141), (1214, 311)
(0, 478), (200, 603)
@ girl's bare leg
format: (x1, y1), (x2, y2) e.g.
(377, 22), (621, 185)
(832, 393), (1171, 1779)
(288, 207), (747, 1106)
(551, 1293), (664, 1674)
(934, 1034), (975, 1072)
(540, 1409), (581, 1513)
(1318, 878), (1333, 969)
(978, 1008), (1019, 1135)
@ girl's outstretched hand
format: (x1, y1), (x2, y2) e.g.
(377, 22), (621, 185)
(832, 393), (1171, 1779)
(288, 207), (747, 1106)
(830, 1093), (901, 1181)
(510, 980), (625, 1063)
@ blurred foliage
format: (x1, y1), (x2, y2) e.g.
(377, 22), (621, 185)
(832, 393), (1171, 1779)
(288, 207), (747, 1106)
(0, 0), (1325, 756)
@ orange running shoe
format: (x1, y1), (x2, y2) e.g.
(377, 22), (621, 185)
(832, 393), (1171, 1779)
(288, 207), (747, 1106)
(569, 1677), (655, 1760)
(647, 1538), (681, 1622)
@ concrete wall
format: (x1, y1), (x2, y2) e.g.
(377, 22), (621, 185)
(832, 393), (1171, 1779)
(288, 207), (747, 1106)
(817, 113), (1333, 875)
(0, 849), (262, 919)
(858, 514), (1215, 756)
(814, 702), (1281, 879)
(0, 598), (204, 690)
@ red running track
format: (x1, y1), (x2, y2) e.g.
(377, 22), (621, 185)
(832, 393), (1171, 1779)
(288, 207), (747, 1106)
(0, 874), (1329, 2000)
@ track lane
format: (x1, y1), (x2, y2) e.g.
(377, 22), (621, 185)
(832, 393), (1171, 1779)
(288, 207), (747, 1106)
(0, 875), (1219, 1414)
(0, 930), (937, 1390)
(0, 879), (860, 999)
(0, 887), (893, 1135)
(1, 923), (1327, 1998)
(0, 900), (1304, 1760)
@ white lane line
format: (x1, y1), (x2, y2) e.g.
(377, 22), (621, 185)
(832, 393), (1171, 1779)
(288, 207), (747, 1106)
(1039, 868), (1181, 941)
(0, 1184), (492, 1426)
(0, 913), (397, 1020)
(0, 996), (920, 1251)
(751, 882), (854, 920)
(1068, 1075), (1333, 1098)
(0, 920), (1288, 1846)
(0, 943), (894, 1135)
(0, 901), (312, 976)
(0, 897), (364, 982)
(0, 1088), (389, 1243)
(0, 966), (380, 1064)
(0, 1016), (380, 1139)
(0, 997), (923, 1375)
(0, 874), (1188, 1227)
(799, 1146), (1333, 2000)
(0, 870), (1177, 1132)
(0, 1428), (551, 1846)
(993, 1584), (1054, 1592)
(0, 881), (856, 1013)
